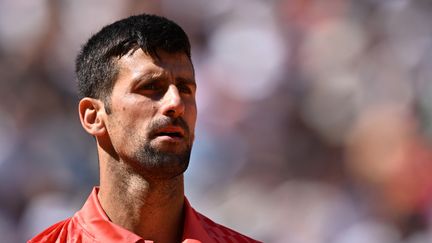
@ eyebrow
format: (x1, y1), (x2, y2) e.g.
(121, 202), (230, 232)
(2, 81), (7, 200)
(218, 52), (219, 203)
(131, 71), (196, 88)
(133, 71), (164, 82)
(176, 77), (196, 88)
(129, 72), (164, 89)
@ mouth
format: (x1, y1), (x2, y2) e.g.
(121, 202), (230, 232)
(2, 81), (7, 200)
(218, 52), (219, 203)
(156, 131), (183, 138)
(154, 126), (185, 139)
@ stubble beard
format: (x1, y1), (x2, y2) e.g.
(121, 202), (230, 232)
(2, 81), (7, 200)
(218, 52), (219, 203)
(118, 116), (194, 179)
(133, 138), (192, 179)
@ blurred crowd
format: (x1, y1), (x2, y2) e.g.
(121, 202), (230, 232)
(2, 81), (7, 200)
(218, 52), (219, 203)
(1, 0), (432, 242)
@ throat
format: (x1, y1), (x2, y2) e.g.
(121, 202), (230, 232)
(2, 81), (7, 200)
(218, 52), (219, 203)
(98, 168), (185, 242)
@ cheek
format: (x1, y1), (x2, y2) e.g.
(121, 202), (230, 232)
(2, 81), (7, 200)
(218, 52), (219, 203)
(121, 99), (157, 121)
(186, 103), (197, 130)
(110, 107), (153, 137)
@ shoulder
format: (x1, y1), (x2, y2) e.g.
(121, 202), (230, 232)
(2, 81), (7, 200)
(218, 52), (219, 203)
(196, 212), (262, 243)
(27, 218), (72, 243)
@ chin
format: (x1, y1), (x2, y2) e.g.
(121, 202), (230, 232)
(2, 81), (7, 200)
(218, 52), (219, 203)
(133, 143), (191, 179)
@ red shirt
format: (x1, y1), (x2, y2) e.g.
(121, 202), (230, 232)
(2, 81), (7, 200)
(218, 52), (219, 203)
(28, 187), (261, 243)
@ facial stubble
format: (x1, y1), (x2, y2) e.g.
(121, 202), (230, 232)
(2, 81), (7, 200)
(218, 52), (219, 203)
(135, 142), (191, 178)
(133, 117), (193, 179)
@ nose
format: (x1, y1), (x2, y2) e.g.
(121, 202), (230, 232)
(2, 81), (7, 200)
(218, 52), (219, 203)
(161, 84), (185, 118)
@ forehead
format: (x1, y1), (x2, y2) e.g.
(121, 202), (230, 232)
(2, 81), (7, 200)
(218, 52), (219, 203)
(116, 49), (194, 81)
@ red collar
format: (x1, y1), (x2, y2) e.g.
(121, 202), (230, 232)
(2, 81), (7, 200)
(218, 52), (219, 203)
(74, 187), (214, 243)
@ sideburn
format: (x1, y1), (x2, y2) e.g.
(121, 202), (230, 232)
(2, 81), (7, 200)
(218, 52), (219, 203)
(103, 97), (112, 115)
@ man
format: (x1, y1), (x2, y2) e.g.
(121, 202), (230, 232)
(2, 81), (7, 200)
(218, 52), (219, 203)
(29, 14), (260, 243)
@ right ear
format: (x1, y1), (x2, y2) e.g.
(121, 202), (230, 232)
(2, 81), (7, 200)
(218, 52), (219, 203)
(78, 97), (107, 136)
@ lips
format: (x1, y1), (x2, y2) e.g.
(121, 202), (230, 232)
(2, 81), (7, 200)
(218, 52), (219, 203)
(154, 126), (185, 139)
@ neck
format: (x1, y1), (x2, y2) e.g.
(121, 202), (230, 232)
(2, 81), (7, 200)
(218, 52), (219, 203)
(98, 156), (185, 243)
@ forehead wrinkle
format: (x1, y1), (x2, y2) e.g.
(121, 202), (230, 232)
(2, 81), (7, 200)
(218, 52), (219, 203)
(117, 49), (194, 86)
(151, 53), (194, 77)
(142, 66), (194, 86)
(119, 58), (163, 84)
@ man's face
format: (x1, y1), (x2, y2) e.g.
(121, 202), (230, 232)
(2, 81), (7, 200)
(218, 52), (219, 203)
(102, 49), (197, 179)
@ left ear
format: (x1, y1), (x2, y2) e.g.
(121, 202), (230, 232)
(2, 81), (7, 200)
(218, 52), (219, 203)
(78, 97), (107, 137)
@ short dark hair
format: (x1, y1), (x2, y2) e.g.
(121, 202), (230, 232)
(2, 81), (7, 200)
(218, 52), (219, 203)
(76, 14), (192, 102)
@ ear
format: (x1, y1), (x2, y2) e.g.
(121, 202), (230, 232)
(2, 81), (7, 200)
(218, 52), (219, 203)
(78, 97), (107, 136)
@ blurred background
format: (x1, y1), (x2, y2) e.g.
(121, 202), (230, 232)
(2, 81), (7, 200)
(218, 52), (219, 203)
(1, 0), (432, 242)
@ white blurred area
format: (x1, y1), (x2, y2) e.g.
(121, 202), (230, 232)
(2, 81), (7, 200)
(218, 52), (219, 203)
(2, 0), (432, 242)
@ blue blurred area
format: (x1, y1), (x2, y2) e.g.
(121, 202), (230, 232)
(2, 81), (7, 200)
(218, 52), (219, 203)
(2, 0), (432, 242)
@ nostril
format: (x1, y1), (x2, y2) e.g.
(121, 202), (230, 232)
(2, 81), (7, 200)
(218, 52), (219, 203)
(165, 109), (176, 117)
(163, 103), (185, 117)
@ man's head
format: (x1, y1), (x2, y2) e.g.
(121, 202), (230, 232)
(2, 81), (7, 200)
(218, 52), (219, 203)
(76, 14), (192, 109)
(77, 14), (196, 179)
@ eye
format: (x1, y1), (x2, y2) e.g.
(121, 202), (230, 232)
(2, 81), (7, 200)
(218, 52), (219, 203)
(139, 82), (162, 91)
(177, 83), (193, 94)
